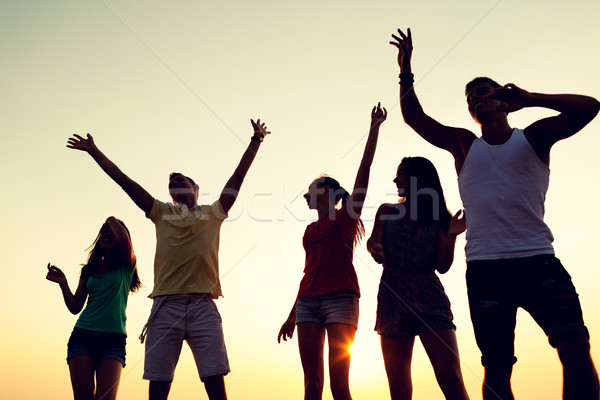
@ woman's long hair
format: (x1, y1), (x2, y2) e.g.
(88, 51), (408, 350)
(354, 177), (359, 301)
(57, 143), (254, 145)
(315, 176), (365, 246)
(400, 157), (452, 232)
(81, 221), (142, 293)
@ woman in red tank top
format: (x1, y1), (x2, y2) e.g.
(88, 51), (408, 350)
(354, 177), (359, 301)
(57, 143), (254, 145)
(277, 103), (386, 400)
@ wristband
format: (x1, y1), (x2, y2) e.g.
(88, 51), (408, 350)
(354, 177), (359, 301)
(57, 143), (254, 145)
(251, 135), (263, 142)
(399, 73), (414, 85)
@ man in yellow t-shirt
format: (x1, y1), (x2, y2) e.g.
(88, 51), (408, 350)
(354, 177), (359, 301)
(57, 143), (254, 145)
(67, 119), (271, 400)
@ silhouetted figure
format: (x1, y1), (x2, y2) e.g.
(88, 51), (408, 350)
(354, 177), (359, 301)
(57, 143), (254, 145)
(367, 157), (469, 400)
(391, 27), (600, 400)
(278, 104), (386, 400)
(47, 217), (141, 400)
(67, 119), (270, 400)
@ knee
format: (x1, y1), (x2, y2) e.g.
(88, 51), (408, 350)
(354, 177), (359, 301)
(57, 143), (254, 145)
(436, 366), (465, 392)
(304, 375), (324, 391)
(328, 369), (350, 399)
(557, 335), (592, 366)
(329, 381), (350, 400)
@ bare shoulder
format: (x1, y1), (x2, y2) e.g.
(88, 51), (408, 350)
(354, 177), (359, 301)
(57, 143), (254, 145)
(455, 128), (477, 154)
(449, 128), (477, 174)
(376, 203), (400, 218)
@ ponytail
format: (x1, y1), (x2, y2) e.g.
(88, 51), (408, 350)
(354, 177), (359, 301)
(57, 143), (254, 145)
(316, 176), (365, 246)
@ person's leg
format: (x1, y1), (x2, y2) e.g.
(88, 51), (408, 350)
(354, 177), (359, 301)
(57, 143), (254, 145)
(149, 381), (171, 400)
(380, 335), (415, 400)
(68, 356), (95, 400)
(203, 374), (227, 400)
(482, 365), (514, 400)
(186, 297), (230, 400)
(522, 255), (599, 400)
(143, 297), (186, 400)
(95, 359), (123, 400)
(420, 329), (469, 400)
(556, 335), (600, 400)
(298, 322), (326, 400)
(466, 260), (518, 400)
(326, 323), (356, 400)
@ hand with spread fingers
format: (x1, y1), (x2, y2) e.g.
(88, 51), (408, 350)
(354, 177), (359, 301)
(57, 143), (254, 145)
(251, 119), (271, 139)
(67, 133), (97, 153)
(390, 27), (413, 74)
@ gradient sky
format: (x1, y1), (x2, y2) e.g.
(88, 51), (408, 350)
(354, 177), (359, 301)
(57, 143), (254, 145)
(1, 1), (599, 399)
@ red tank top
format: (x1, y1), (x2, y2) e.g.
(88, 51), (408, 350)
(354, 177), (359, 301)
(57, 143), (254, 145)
(298, 207), (360, 297)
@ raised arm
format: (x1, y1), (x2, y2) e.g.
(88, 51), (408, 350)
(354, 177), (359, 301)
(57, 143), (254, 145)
(219, 119), (270, 214)
(347, 103), (386, 218)
(67, 134), (154, 215)
(436, 210), (466, 274)
(490, 83), (600, 164)
(46, 263), (88, 314)
(391, 28), (475, 166)
(105, 216), (136, 269)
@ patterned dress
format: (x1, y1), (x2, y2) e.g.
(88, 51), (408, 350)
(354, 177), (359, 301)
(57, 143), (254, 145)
(375, 211), (455, 338)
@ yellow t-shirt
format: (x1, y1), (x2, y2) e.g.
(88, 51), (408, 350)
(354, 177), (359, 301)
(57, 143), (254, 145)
(147, 199), (227, 298)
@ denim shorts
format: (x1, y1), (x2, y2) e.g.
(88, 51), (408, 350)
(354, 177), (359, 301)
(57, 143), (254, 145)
(66, 327), (127, 367)
(142, 294), (230, 382)
(466, 254), (589, 367)
(296, 290), (359, 327)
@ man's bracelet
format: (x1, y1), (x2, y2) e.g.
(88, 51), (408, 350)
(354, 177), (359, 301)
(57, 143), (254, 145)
(251, 135), (263, 142)
(399, 73), (414, 85)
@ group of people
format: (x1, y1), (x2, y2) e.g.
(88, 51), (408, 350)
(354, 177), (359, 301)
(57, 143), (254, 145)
(47, 27), (599, 400)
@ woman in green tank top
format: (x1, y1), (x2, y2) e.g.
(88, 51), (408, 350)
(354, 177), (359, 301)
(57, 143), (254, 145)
(46, 217), (141, 400)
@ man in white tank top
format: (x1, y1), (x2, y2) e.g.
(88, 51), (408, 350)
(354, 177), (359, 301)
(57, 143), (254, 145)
(391, 27), (600, 400)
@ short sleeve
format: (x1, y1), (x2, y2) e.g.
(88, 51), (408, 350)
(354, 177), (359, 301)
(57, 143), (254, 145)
(147, 199), (162, 222)
(211, 200), (229, 221)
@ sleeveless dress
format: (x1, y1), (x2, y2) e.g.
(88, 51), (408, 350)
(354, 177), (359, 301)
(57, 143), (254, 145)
(375, 211), (455, 338)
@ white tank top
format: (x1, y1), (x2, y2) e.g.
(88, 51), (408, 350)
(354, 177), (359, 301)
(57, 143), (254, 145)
(458, 128), (554, 261)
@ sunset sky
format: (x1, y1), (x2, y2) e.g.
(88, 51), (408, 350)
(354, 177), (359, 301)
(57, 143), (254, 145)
(1, 1), (599, 399)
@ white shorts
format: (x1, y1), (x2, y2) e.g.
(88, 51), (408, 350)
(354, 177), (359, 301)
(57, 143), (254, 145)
(142, 294), (230, 382)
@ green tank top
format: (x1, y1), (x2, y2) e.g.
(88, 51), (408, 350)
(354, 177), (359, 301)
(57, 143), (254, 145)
(75, 264), (135, 335)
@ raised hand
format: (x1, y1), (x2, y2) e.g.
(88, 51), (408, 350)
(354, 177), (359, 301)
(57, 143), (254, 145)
(251, 119), (271, 139)
(46, 263), (67, 285)
(488, 83), (534, 114)
(277, 318), (295, 343)
(67, 133), (96, 152)
(390, 27), (413, 73)
(371, 102), (388, 127)
(448, 210), (466, 237)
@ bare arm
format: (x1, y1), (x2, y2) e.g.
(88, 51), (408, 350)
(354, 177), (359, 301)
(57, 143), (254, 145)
(67, 134), (154, 215)
(367, 204), (395, 265)
(277, 298), (297, 343)
(436, 210), (466, 274)
(491, 84), (600, 163)
(105, 217), (136, 269)
(46, 263), (88, 314)
(347, 103), (386, 218)
(219, 120), (270, 214)
(391, 28), (475, 163)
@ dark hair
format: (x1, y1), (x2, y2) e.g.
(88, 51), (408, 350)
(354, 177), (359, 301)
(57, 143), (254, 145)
(399, 157), (452, 232)
(169, 172), (196, 187)
(465, 76), (501, 95)
(314, 175), (365, 245)
(81, 221), (142, 293)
